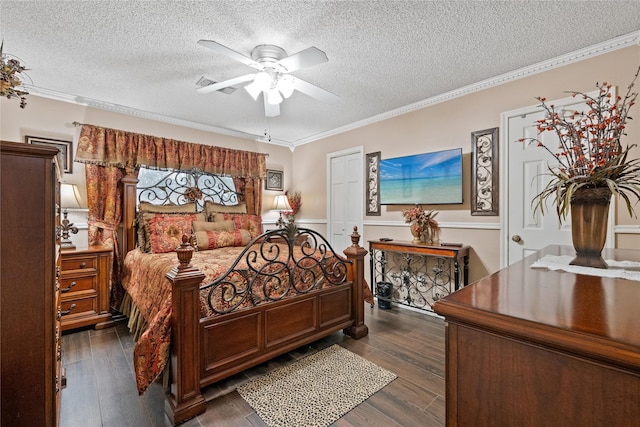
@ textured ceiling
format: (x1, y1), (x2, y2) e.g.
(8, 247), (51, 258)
(1, 1), (639, 147)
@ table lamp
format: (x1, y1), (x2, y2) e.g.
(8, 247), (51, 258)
(272, 194), (292, 228)
(60, 183), (82, 250)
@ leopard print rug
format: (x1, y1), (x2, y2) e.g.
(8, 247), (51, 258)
(237, 344), (397, 427)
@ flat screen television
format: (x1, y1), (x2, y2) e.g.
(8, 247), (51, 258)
(379, 148), (463, 205)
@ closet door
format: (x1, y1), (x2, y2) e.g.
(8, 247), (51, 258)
(327, 147), (363, 252)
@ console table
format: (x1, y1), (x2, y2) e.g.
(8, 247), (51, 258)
(433, 245), (640, 426)
(368, 240), (469, 312)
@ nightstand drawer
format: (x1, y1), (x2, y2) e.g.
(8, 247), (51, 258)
(60, 276), (96, 294)
(61, 255), (98, 272)
(60, 296), (97, 318)
(60, 245), (113, 331)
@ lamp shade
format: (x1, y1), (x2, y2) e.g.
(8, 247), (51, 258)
(272, 194), (291, 211)
(60, 183), (82, 209)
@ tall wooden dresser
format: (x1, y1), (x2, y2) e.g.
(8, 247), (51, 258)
(1, 141), (63, 426)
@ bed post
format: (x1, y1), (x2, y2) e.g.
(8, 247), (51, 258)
(343, 226), (369, 339)
(121, 165), (138, 257)
(164, 236), (206, 425)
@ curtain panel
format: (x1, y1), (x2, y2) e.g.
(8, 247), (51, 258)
(76, 124), (267, 178)
(75, 124), (267, 309)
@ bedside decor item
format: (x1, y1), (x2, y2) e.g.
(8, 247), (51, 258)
(60, 183), (82, 250)
(265, 169), (283, 190)
(284, 190), (301, 222)
(471, 127), (499, 216)
(518, 67), (640, 268)
(401, 205), (439, 244)
(26, 135), (73, 173)
(272, 194), (292, 228)
(0, 41), (29, 108)
(365, 151), (381, 215)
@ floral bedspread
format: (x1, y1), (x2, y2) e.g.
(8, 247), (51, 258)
(122, 245), (373, 394)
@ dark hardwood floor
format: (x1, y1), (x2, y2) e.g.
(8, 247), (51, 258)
(60, 306), (446, 427)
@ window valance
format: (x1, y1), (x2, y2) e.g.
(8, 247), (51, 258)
(75, 124), (266, 178)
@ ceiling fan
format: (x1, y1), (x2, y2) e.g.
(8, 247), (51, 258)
(196, 40), (339, 117)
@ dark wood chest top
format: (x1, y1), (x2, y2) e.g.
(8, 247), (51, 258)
(433, 245), (640, 372)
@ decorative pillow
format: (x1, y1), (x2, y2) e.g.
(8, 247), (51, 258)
(138, 212), (205, 253)
(194, 229), (251, 250)
(135, 202), (198, 250)
(192, 220), (235, 233)
(147, 214), (198, 253)
(204, 200), (247, 220)
(138, 201), (197, 213)
(212, 213), (263, 238)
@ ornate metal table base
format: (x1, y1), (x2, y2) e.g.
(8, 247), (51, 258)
(369, 241), (469, 312)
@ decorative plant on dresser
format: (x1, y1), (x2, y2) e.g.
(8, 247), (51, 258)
(518, 66), (640, 268)
(1, 140), (63, 426)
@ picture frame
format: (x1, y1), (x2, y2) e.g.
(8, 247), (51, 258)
(365, 151), (381, 215)
(265, 169), (284, 191)
(25, 135), (73, 173)
(471, 127), (499, 216)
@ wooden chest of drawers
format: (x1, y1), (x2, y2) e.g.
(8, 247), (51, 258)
(60, 246), (113, 331)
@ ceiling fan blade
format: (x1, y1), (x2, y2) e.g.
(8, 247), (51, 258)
(196, 74), (255, 94)
(264, 95), (280, 117)
(277, 46), (328, 73)
(293, 78), (340, 104)
(197, 40), (262, 70)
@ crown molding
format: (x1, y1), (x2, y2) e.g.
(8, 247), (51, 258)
(27, 86), (266, 142)
(292, 30), (640, 147)
(26, 31), (639, 148)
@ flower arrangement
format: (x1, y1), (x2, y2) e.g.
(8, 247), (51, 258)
(518, 66), (640, 220)
(0, 41), (29, 108)
(402, 205), (439, 232)
(284, 190), (301, 221)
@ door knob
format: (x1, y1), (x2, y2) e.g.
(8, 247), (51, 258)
(512, 235), (522, 243)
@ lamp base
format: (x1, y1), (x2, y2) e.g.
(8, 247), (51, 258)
(61, 240), (76, 251)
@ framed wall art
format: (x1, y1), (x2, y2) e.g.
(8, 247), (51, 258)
(366, 151), (381, 215)
(25, 135), (73, 173)
(471, 127), (499, 216)
(265, 169), (284, 191)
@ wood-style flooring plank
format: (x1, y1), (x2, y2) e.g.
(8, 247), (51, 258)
(60, 305), (446, 426)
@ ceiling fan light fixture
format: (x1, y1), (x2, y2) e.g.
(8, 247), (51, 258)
(276, 75), (295, 98)
(244, 81), (262, 100)
(267, 87), (283, 105)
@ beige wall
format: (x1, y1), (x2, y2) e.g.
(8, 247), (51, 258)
(292, 46), (640, 280)
(1, 46), (638, 279)
(0, 96), (294, 244)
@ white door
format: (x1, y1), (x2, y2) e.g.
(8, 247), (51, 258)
(502, 93), (614, 266)
(327, 147), (363, 253)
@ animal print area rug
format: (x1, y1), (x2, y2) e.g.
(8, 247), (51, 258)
(237, 344), (397, 427)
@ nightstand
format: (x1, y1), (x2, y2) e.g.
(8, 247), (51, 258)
(60, 245), (113, 331)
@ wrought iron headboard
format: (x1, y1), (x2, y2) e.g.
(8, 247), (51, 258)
(136, 168), (242, 211)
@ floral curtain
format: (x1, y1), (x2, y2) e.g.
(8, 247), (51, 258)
(75, 124), (266, 178)
(75, 124), (267, 308)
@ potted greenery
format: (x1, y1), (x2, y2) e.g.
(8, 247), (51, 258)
(518, 66), (640, 268)
(0, 41), (29, 108)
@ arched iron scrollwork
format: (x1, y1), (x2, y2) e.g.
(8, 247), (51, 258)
(372, 250), (455, 311)
(201, 224), (351, 315)
(137, 168), (240, 210)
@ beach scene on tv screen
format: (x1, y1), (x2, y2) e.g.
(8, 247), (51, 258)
(380, 149), (462, 205)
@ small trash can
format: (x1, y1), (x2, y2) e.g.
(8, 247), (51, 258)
(376, 282), (392, 309)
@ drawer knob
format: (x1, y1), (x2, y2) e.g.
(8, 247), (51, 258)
(61, 303), (76, 316)
(79, 262), (87, 268)
(60, 281), (77, 293)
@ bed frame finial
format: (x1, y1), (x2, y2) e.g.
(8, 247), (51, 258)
(176, 234), (194, 269)
(349, 226), (361, 247)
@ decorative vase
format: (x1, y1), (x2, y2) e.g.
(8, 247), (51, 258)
(569, 187), (611, 269)
(410, 221), (424, 243)
(423, 226), (440, 245)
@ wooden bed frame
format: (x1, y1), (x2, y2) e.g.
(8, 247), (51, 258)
(120, 169), (369, 425)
